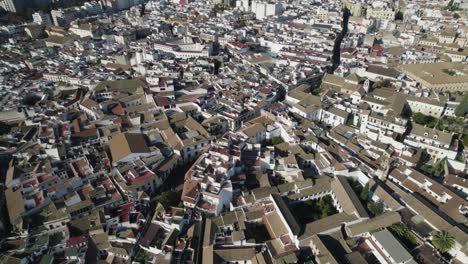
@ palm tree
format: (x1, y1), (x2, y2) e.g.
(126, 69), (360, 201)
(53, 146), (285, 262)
(432, 231), (455, 253)
(390, 224), (418, 246)
(390, 224), (409, 237)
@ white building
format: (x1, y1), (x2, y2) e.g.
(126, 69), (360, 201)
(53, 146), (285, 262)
(404, 124), (457, 161)
(367, 229), (417, 264)
(0, 0), (24, 13)
(32, 11), (52, 26)
(251, 1), (284, 20)
(51, 9), (75, 27)
(320, 107), (349, 128)
(82, 1), (103, 15)
(103, 0), (143, 11)
(406, 96), (445, 118)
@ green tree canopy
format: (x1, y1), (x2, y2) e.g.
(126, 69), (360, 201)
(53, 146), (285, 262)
(462, 134), (468, 148)
(432, 230), (455, 253)
(390, 224), (417, 243)
(433, 158), (447, 177)
(135, 249), (150, 263)
(317, 196), (337, 218)
(360, 183), (369, 202)
(346, 114), (354, 126)
(412, 112), (438, 128)
(153, 190), (181, 210)
(455, 95), (468, 117)
(391, 224), (411, 237)
(367, 201), (383, 216)
(271, 137), (284, 145)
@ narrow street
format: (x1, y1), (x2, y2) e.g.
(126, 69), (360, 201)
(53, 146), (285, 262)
(331, 8), (351, 72)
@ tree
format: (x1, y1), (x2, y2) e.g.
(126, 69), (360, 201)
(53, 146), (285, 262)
(412, 112), (438, 128)
(311, 88), (321, 96)
(454, 95), (468, 117)
(453, 13), (460, 19)
(367, 201), (384, 216)
(135, 249), (150, 263)
(360, 183), (369, 202)
(462, 134), (468, 148)
(391, 224), (410, 237)
(395, 11), (404, 21)
(382, 79), (392, 87)
(237, 19), (247, 27)
(390, 224), (418, 247)
(22, 93), (41, 106)
(346, 114), (354, 126)
(443, 68), (456, 76)
(153, 190), (181, 209)
(433, 158), (447, 177)
(271, 137), (284, 145)
(317, 196), (336, 218)
(432, 231), (455, 253)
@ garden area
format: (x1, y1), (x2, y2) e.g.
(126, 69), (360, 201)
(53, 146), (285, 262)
(410, 92), (467, 136)
(347, 179), (384, 216)
(289, 195), (338, 225)
(135, 250), (151, 263)
(152, 189), (182, 210)
(412, 112), (438, 128)
(420, 158), (446, 178)
(442, 69), (456, 76)
(389, 224), (420, 250)
(411, 111), (468, 150)
(244, 223), (271, 243)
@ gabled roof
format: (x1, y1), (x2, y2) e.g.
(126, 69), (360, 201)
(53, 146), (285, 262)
(333, 176), (369, 218)
(321, 74), (345, 88)
(410, 123), (453, 145)
(94, 79), (146, 93)
(5, 188), (24, 226)
(213, 247), (256, 262)
(346, 211), (401, 237)
(109, 133), (151, 162)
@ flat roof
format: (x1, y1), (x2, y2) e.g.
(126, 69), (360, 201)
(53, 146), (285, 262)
(372, 229), (413, 263)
